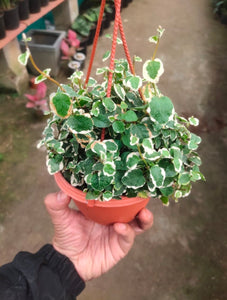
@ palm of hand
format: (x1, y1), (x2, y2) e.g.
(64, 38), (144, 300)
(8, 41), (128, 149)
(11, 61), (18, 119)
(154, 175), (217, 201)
(53, 209), (132, 281)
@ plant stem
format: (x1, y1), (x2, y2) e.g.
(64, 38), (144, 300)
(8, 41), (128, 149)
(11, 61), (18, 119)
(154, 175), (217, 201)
(23, 38), (65, 92)
(28, 54), (65, 92)
(137, 145), (149, 169)
(152, 39), (160, 61)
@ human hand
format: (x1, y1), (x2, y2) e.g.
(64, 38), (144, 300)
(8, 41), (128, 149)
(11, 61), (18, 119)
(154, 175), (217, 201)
(45, 191), (153, 282)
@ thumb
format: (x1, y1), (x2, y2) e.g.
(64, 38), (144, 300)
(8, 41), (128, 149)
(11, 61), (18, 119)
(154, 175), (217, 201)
(44, 191), (71, 225)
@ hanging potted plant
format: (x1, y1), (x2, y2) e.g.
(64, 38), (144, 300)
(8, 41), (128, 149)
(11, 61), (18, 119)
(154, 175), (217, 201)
(18, 0), (204, 225)
(0, 0), (20, 30)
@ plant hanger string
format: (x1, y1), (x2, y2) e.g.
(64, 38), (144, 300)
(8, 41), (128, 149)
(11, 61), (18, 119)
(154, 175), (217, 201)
(84, 0), (135, 141)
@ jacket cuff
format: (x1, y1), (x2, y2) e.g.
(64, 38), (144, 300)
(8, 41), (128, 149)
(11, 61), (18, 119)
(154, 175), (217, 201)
(37, 244), (85, 297)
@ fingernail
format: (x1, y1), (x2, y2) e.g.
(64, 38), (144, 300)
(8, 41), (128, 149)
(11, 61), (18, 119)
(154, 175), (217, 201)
(57, 191), (67, 202)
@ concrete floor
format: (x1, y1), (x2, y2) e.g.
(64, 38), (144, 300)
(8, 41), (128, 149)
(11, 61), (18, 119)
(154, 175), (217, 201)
(0, 0), (227, 299)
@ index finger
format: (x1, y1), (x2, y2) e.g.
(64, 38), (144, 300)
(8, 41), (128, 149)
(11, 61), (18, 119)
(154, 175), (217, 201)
(130, 208), (153, 235)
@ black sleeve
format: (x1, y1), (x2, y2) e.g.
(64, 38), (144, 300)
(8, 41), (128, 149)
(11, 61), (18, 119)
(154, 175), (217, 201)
(0, 244), (85, 300)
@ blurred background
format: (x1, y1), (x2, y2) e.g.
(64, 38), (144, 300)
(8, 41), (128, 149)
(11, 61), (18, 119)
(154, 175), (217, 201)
(0, 0), (226, 299)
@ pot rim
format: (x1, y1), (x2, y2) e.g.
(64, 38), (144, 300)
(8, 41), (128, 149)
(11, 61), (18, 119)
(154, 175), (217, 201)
(54, 172), (149, 208)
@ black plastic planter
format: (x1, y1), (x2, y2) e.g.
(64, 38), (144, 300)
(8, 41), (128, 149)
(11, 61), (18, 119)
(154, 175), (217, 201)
(18, 0), (29, 20)
(29, 0), (41, 13)
(41, 0), (49, 7)
(4, 5), (20, 30)
(0, 13), (6, 39)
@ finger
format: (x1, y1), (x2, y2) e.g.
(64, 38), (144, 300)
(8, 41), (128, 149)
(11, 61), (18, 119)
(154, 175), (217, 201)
(44, 191), (71, 225)
(113, 223), (135, 255)
(130, 208), (153, 235)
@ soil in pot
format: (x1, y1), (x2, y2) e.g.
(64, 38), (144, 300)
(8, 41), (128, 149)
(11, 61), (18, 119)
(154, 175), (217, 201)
(73, 52), (86, 69)
(18, 0), (29, 20)
(67, 60), (81, 76)
(0, 13), (6, 39)
(3, 5), (20, 30)
(29, 0), (41, 13)
(54, 172), (150, 225)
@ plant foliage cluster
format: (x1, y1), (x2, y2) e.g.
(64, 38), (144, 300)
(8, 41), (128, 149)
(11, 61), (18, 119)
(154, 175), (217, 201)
(19, 27), (204, 205)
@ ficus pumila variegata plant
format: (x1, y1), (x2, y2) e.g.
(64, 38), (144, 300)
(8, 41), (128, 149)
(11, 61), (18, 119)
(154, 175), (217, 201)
(18, 27), (204, 205)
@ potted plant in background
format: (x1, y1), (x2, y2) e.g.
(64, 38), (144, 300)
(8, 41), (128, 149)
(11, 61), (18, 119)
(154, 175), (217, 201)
(0, 10), (6, 39)
(18, 0), (29, 21)
(0, 0), (20, 30)
(24, 81), (49, 117)
(212, 0), (227, 24)
(19, 19), (204, 225)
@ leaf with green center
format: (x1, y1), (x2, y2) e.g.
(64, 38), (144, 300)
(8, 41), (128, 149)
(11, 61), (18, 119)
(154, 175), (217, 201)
(129, 134), (139, 146)
(18, 49), (30, 66)
(87, 77), (97, 87)
(125, 76), (142, 91)
(91, 101), (101, 117)
(130, 124), (150, 140)
(114, 84), (126, 100)
(122, 169), (146, 189)
(117, 37), (123, 44)
(93, 114), (111, 128)
(35, 68), (51, 84)
(104, 140), (118, 153)
(190, 170), (201, 182)
(160, 186), (174, 197)
(189, 116), (199, 126)
(150, 165), (166, 188)
(66, 114), (93, 134)
(148, 96), (174, 124)
(120, 111), (138, 122)
(160, 148), (171, 158)
(148, 35), (159, 44)
(159, 159), (177, 177)
(103, 191), (113, 201)
(103, 97), (116, 112)
(178, 172), (191, 185)
(143, 59), (164, 83)
(96, 67), (109, 75)
(86, 190), (100, 200)
(47, 155), (64, 175)
(188, 133), (202, 150)
(160, 196), (169, 206)
(126, 152), (140, 169)
(148, 181), (156, 192)
(120, 102), (128, 109)
(90, 141), (106, 156)
(91, 172), (112, 191)
(103, 162), (116, 176)
(144, 151), (161, 161)
(47, 140), (65, 154)
(134, 55), (142, 62)
(78, 96), (92, 106)
(189, 155), (202, 166)
(102, 50), (111, 62)
(173, 157), (182, 173)
(142, 138), (154, 154)
(113, 121), (125, 133)
(50, 92), (72, 118)
(175, 190), (182, 199)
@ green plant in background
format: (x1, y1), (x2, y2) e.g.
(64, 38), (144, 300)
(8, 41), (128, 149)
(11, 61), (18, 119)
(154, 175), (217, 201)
(212, 0), (227, 14)
(18, 26), (204, 205)
(0, 0), (15, 10)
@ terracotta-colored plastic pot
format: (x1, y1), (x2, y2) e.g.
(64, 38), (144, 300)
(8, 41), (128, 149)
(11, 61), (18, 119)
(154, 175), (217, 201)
(54, 172), (150, 225)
